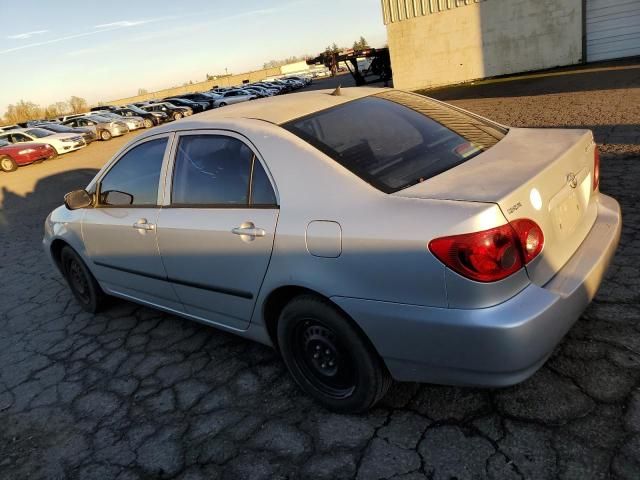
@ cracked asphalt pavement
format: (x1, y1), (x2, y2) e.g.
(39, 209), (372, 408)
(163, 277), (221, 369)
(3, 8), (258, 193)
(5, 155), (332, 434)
(1, 63), (639, 479)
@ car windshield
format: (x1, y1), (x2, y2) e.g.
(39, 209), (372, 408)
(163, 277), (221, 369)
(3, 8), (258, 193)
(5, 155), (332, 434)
(127, 105), (147, 114)
(284, 91), (507, 193)
(25, 128), (53, 138)
(38, 124), (69, 133)
(88, 115), (110, 122)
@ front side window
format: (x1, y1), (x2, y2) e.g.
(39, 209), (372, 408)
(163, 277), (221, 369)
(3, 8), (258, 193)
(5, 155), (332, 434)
(10, 134), (29, 143)
(99, 138), (167, 206)
(171, 135), (276, 206)
(284, 91), (506, 193)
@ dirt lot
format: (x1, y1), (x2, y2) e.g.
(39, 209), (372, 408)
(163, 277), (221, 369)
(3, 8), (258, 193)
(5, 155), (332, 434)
(1, 66), (639, 479)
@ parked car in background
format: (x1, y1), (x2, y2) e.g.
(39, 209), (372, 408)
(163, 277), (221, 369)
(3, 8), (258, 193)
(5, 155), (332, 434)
(89, 111), (144, 131)
(35, 122), (98, 144)
(176, 92), (220, 109)
(213, 89), (257, 107)
(266, 80), (294, 93)
(250, 83), (281, 95)
(48, 88), (621, 412)
(0, 138), (56, 172)
(0, 127), (86, 154)
(163, 97), (207, 113)
(90, 105), (118, 112)
(285, 75), (312, 85)
(62, 115), (128, 141)
(56, 114), (84, 122)
(119, 105), (167, 126)
(240, 87), (271, 98)
(0, 124), (21, 132)
(141, 102), (189, 121)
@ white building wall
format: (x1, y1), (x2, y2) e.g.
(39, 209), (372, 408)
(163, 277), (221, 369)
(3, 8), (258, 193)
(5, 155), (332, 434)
(385, 0), (583, 90)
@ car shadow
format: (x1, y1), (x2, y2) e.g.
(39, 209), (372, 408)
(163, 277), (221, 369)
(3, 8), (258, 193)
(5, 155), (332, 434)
(0, 168), (100, 239)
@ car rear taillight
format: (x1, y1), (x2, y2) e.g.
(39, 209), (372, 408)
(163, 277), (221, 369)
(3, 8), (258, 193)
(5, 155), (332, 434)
(593, 147), (600, 191)
(428, 219), (544, 283)
(509, 219), (544, 264)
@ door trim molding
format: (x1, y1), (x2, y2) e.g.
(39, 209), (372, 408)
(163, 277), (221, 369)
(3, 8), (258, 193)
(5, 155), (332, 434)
(93, 261), (254, 299)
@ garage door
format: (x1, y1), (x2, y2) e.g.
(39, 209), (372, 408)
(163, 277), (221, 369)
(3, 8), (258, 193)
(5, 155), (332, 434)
(586, 0), (640, 61)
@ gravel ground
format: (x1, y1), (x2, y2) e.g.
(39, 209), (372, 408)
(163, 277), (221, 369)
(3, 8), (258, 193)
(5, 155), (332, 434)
(1, 64), (639, 479)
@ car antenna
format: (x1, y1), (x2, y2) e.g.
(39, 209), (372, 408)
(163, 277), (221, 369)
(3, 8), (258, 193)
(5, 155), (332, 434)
(330, 85), (342, 96)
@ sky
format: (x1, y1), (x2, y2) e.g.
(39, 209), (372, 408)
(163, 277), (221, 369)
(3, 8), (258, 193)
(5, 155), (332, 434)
(0, 0), (387, 115)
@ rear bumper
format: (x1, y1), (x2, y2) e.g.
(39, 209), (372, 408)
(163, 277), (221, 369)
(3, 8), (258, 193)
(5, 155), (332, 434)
(333, 194), (622, 387)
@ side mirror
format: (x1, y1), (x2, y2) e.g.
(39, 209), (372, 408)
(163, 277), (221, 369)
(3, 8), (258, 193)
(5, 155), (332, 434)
(64, 189), (92, 210)
(103, 190), (133, 206)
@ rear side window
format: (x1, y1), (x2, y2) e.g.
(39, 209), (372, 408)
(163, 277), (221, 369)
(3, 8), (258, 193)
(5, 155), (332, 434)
(283, 91), (506, 193)
(100, 138), (167, 206)
(171, 135), (277, 207)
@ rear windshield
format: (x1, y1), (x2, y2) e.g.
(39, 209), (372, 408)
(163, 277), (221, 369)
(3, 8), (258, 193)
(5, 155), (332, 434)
(283, 91), (506, 193)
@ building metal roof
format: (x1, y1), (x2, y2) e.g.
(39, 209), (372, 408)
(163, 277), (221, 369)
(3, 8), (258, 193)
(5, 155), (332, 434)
(381, 0), (485, 25)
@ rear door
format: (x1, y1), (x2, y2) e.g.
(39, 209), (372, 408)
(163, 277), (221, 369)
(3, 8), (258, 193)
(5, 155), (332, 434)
(156, 131), (279, 330)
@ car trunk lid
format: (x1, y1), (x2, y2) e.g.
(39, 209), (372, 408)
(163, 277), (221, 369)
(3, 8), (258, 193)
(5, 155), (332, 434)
(394, 127), (599, 286)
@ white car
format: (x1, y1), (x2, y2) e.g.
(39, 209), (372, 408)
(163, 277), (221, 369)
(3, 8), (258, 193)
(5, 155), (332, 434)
(0, 128), (86, 154)
(0, 124), (21, 133)
(213, 89), (257, 107)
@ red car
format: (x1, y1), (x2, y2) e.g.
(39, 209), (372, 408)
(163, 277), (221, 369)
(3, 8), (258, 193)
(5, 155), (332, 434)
(0, 139), (56, 172)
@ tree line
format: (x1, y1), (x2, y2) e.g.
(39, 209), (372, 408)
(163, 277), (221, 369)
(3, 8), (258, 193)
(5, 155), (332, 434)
(2, 96), (89, 124)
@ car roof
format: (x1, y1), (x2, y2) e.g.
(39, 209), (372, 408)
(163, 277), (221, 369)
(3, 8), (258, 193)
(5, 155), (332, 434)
(0, 128), (31, 133)
(191, 87), (386, 125)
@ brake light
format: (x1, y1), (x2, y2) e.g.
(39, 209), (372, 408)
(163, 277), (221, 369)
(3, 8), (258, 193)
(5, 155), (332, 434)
(428, 219), (544, 283)
(510, 219), (544, 263)
(593, 147), (600, 191)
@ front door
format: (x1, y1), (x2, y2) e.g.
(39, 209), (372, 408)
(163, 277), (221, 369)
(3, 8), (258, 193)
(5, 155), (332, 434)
(156, 132), (279, 330)
(82, 134), (183, 310)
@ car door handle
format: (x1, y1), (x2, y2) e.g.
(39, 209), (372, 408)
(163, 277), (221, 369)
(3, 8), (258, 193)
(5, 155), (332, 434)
(133, 219), (155, 231)
(232, 222), (266, 238)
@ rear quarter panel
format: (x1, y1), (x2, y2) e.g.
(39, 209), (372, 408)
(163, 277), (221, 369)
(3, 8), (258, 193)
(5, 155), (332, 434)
(225, 121), (528, 324)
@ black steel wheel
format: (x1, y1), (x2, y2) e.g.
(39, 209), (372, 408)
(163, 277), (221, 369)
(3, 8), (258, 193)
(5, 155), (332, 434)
(292, 319), (356, 399)
(278, 295), (391, 412)
(60, 246), (106, 313)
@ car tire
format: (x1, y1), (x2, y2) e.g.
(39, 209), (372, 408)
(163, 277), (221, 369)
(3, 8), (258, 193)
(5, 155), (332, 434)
(143, 118), (153, 128)
(173, 113), (182, 121)
(60, 246), (106, 313)
(0, 155), (18, 172)
(100, 130), (112, 141)
(277, 294), (391, 413)
(219, 102), (227, 107)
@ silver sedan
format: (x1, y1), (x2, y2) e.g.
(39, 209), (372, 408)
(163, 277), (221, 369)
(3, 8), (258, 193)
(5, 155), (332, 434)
(44, 88), (621, 412)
